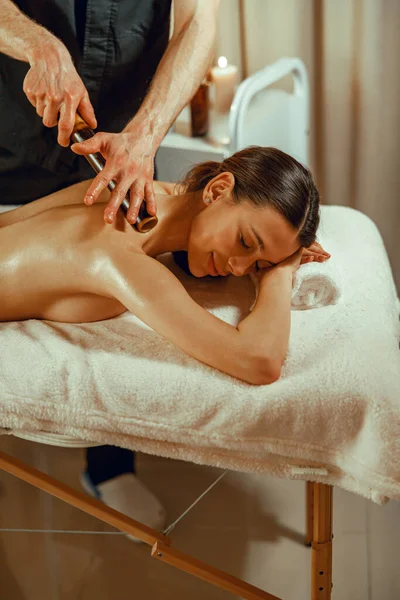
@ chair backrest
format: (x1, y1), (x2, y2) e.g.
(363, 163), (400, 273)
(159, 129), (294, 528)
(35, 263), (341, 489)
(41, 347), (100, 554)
(155, 58), (310, 182)
(229, 58), (310, 167)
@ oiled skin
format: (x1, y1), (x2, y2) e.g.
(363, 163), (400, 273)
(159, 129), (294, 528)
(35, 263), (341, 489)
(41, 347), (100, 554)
(0, 179), (173, 323)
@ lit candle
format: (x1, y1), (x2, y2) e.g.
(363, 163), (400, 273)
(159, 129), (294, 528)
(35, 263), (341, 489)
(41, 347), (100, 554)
(210, 56), (239, 114)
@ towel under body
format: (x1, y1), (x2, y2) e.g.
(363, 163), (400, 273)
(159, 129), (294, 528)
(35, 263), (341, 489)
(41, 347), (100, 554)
(0, 205), (399, 504)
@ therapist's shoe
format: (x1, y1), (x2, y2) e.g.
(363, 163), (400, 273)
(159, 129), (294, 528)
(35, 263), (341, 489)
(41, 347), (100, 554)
(80, 471), (167, 543)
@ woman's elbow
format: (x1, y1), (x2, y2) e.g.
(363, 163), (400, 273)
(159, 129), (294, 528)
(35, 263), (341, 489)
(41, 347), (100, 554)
(241, 356), (283, 386)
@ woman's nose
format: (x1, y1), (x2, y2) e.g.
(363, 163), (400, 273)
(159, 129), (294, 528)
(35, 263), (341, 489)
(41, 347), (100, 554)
(228, 256), (253, 277)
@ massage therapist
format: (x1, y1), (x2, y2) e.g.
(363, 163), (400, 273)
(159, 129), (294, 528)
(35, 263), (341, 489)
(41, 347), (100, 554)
(0, 0), (220, 536)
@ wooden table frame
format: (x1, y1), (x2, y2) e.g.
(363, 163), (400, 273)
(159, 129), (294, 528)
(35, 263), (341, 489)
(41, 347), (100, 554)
(0, 450), (333, 599)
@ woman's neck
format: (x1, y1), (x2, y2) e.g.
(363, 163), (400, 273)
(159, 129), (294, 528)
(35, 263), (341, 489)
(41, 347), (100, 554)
(138, 190), (202, 257)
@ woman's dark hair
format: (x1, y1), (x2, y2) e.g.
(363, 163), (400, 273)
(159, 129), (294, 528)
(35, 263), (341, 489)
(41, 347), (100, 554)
(173, 146), (320, 275)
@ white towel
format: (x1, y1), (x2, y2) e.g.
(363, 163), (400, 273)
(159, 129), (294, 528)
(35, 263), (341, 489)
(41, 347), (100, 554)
(250, 253), (342, 311)
(1, 205), (399, 505)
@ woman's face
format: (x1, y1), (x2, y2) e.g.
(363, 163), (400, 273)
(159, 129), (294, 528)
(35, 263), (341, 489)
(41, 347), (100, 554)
(187, 174), (301, 278)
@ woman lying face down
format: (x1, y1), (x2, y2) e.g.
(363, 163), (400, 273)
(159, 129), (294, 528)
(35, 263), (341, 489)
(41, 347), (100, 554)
(0, 146), (328, 385)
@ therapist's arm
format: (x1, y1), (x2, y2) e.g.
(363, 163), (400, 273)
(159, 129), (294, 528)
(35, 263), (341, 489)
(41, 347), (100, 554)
(126, 0), (220, 153)
(0, 0), (97, 144)
(0, 0), (54, 62)
(71, 0), (220, 224)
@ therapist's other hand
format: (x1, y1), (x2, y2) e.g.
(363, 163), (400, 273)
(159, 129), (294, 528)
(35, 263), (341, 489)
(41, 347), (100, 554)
(70, 130), (157, 224)
(23, 39), (97, 147)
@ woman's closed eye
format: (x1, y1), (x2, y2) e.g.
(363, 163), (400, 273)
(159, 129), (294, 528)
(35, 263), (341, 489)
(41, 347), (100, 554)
(239, 234), (252, 250)
(240, 234), (261, 272)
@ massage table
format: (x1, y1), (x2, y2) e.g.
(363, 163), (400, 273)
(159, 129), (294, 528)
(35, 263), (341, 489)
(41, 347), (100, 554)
(1, 59), (399, 599)
(1, 201), (399, 599)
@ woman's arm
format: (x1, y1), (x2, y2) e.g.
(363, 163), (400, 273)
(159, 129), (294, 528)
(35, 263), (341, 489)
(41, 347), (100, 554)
(0, 180), (99, 227)
(237, 267), (293, 368)
(238, 247), (304, 367)
(105, 252), (293, 386)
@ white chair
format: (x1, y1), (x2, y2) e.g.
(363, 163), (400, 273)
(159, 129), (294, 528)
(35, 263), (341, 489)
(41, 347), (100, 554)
(229, 57), (309, 165)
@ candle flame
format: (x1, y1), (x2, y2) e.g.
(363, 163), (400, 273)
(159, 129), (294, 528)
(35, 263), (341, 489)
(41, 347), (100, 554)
(217, 56), (228, 68)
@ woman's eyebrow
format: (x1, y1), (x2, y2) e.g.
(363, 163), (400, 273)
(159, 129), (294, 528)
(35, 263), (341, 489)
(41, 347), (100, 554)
(250, 226), (277, 266)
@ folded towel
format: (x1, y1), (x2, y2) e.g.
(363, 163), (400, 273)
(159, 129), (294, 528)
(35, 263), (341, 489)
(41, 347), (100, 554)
(291, 256), (342, 309)
(250, 253), (342, 311)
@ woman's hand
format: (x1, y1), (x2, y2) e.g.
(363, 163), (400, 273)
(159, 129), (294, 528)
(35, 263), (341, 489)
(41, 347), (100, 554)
(301, 241), (331, 264)
(70, 128), (157, 225)
(254, 247), (305, 283)
(23, 39), (97, 147)
(255, 241), (331, 283)
(275, 247), (306, 279)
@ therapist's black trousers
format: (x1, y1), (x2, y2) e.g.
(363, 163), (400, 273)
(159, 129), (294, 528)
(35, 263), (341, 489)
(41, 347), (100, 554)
(86, 445), (136, 484)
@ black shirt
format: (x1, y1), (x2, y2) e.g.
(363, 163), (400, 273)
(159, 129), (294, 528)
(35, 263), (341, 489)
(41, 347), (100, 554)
(0, 0), (171, 202)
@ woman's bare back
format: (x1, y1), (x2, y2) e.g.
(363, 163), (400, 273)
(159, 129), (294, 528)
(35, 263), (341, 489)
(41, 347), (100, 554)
(0, 178), (285, 385)
(0, 180), (169, 323)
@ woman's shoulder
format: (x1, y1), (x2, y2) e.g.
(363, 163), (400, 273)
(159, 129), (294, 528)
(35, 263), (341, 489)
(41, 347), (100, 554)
(153, 180), (175, 195)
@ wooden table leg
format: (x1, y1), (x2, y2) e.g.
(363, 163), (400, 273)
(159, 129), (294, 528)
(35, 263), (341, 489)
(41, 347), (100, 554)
(0, 450), (283, 600)
(305, 481), (315, 546)
(311, 483), (333, 600)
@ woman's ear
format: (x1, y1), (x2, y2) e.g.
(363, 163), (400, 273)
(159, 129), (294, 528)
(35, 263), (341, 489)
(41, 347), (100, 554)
(204, 172), (235, 203)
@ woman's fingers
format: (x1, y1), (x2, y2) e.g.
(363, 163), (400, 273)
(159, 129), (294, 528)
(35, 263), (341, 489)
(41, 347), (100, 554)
(301, 255), (327, 264)
(302, 250), (330, 261)
(303, 247), (330, 257)
(307, 242), (331, 256)
(301, 251), (331, 264)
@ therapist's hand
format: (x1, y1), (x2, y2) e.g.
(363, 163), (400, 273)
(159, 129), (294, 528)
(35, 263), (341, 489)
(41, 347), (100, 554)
(70, 128), (157, 225)
(23, 39), (97, 146)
